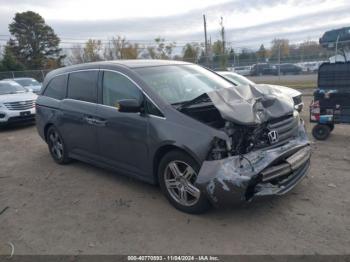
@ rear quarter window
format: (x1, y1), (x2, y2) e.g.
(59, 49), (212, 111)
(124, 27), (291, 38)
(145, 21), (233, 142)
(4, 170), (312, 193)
(43, 75), (67, 100)
(67, 71), (98, 103)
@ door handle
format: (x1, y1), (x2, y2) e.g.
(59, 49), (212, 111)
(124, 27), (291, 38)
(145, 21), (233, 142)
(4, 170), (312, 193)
(93, 119), (107, 126)
(84, 116), (107, 126)
(84, 116), (95, 125)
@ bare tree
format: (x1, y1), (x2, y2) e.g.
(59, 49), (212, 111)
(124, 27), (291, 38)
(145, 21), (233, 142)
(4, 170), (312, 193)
(67, 39), (103, 64)
(147, 37), (176, 59)
(67, 44), (85, 65)
(182, 43), (202, 62)
(104, 36), (139, 60)
(83, 39), (103, 62)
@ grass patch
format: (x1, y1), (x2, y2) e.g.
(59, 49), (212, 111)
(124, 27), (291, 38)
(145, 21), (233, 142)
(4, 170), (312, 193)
(253, 80), (316, 89)
(279, 82), (316, 89)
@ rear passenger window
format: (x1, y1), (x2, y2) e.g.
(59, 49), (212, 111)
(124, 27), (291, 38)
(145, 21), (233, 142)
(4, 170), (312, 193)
(102, 71), (141, 107)
(67, 71), (98, 103)
(43, 75), (67, 100)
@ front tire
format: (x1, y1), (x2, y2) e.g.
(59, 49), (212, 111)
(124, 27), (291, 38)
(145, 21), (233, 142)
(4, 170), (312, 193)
(47, 126), (71, 164)
(158, 150), (210, 214)
(312, 124), (331, 140)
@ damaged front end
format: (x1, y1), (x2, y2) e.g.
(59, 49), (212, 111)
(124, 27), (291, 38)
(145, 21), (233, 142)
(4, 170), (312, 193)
(196, 122), (310, 206)
(178, 85), (311, 207)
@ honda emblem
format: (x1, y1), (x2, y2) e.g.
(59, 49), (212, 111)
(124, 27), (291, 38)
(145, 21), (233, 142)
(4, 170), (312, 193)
(268, 130), (279, 144)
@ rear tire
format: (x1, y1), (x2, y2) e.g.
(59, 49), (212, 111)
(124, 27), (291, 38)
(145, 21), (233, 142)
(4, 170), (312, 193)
(158, 150), (210, 214)
(47, 126), (71, 164)
(312, 124), (331, 140)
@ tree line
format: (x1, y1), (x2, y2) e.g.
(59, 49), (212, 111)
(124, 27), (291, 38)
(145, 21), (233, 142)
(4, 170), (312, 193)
(0, 11), (334, 72)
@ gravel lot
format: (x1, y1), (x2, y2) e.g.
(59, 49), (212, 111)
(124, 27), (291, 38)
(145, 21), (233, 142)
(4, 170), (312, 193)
(0, 96), (349, 255)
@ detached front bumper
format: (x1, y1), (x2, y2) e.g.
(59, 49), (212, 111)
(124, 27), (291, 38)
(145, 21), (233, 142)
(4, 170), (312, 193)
(195, 122), (311, 207)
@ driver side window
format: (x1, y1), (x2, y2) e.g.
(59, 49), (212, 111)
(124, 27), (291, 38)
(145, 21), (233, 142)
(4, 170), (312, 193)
(102, 71), (141, 107)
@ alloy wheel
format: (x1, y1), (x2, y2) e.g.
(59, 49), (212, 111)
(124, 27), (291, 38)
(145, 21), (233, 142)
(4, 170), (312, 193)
(164, 160), (201, 207)
(49, 130), (64, 160)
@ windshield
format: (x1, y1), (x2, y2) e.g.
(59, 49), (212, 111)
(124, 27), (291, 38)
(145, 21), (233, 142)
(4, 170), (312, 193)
(14, 78), (40, 87)
(0, 81), (27, 95)
(135, 65), (233, 104)
(220, 72), (255, 86)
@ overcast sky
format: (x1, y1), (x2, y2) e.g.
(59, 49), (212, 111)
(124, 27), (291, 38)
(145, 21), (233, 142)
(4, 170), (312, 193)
(0, 0), (349, 49)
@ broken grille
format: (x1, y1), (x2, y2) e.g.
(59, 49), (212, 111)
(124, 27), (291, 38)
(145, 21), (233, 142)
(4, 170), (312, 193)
(267, 113), (299, 145)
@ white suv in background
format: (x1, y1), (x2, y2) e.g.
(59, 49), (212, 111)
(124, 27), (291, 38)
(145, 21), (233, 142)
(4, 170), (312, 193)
(0, 80), (37, 126)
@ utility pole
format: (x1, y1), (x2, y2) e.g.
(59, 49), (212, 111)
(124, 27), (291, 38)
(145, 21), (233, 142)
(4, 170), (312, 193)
(278, 43), (281, 80)
(301, 44), (304, 63)
(203, 14), (209, 67)
(219, 17), (226, 69)
(220, 17), (225, 54)
(335, 34), (340, 62)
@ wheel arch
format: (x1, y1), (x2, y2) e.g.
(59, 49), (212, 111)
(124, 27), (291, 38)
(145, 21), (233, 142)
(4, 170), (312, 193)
(44, 123), (54, 142)
(152, 144), (201, 185)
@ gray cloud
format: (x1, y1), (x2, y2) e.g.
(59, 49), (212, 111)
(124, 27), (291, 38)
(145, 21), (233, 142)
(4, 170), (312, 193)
(0, 0), (349, 49)
(51, 1), (350, 46)
(0, 0), (289, 38)
(0, 0), (56, 7)
(49, 0), (290, 39)
(209, 5), (350, 47)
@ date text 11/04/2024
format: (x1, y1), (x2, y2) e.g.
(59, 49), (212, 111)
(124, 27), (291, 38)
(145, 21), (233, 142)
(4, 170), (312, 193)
(127, 255), (220, 261)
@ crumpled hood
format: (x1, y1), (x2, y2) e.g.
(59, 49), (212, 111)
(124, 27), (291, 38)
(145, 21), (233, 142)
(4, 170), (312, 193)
(206, 84), (294, 125)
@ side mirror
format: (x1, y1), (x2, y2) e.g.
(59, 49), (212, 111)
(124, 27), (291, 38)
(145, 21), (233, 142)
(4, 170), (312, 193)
(118, 99), (143, 113)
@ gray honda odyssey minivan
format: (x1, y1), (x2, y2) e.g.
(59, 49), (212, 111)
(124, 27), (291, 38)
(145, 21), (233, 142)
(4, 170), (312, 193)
(36, 60), (311, 213)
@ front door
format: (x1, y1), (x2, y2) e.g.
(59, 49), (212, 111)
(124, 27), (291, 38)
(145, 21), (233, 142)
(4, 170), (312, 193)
(95, 70), (149, 178)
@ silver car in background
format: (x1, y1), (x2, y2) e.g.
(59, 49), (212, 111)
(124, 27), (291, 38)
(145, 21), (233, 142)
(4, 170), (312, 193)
(216, 71), (304, 112)
(5, 77), (42, 94)
(232, 66), (252, 76)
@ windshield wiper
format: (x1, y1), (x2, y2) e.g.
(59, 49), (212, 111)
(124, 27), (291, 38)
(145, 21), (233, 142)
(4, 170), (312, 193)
(176, 93), (211, 111)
